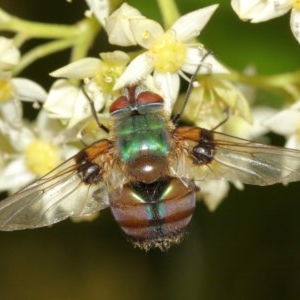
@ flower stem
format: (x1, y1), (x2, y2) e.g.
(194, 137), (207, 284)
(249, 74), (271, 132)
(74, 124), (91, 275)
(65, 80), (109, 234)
(70, 17), (100, 62)
(13, 39), (74, 75)
(0, 8), (77, 39)
(156, 0), (180, 29)
(215, 70), (300, 101)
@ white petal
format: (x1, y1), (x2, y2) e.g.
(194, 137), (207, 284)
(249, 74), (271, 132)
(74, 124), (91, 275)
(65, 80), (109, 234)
(85, 0), (110, 26)
(285, 134), (300, 150)
(84, 80), (107, 111)
(231, 0), (290, 23)
(263, 107), (300, 136)
(113, 53), (154, 90)
(43, 79), (79, 119)
(290, 9), (300, 44)
(171, 4), (219, 42)
(153, 71), (180, 114)
(202, 54), (229, 74)
(50, 58), (101, 78)
(130, 19), (164, 49)
(0, 37), (20, 72)
(105, 3), (144, 46)
(0, 158), (35, 192)
(99, 50), (130, 65)
(11, 78), (47, 102)
(199, 180), (229, 211)
(36, 110), (62, 140)
(225, 106), (276, 139)
(12, 127), (35, 152)
(67, 92), (90, 128)
(67, 84), (105, 128)
(182, 48), (229, 74)
(0, 98), (23, 127)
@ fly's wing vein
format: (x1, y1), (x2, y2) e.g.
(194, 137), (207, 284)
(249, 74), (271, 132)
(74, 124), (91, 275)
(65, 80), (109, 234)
(0, 140), (112, 230)
(175, 127), (300, 185)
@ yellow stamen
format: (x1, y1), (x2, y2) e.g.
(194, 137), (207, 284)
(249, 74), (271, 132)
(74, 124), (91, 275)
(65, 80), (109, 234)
(0, 79), (13, 102)
(293, 0), (300, 10)
(25, 140), (60, 176)
(148, 30), (186, 73)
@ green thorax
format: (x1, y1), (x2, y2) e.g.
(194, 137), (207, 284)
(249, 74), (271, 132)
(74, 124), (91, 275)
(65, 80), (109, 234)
(114, 113), (170, 163)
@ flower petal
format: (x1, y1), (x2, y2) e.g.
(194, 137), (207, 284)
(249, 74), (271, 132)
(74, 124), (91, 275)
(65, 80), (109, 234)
(231, 0), (290, 23)
(36, 110), (62, 140)
(171, 4), (219, 42)
(12, 78), (47, 102)
(113, 53), (154, 90)
(43, 79), (79, 119)
(3, 125), (35, 152)
(263, 104), (300, 136)
(50, 58), (101, 79)
(182, 48), (229, 74)
(130, 19), (164, 49)
(285, 133), (300, 150)
(0, 158), (35, 192)
(67, 90), (93, 128)
(0, 37), (20, 73)
(85, 0), (110, 26)
(0, 98), (23, 127)
(198, 180), (229, 211)
(290, 8), (300, 44)
(153, 71), (180, 114)
(105, 3), (144, 46)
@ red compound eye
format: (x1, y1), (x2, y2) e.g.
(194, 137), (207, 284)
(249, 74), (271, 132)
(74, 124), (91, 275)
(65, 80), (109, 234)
(109, 96), (129, 114)
(136, 91), (164, 106)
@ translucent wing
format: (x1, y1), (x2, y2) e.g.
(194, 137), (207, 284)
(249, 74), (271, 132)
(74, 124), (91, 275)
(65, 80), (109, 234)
(0, 139), (113, 230)
(175, 127), (300, 185)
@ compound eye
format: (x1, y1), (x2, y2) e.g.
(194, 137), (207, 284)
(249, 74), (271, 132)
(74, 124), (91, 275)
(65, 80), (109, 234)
(136, 91), (164, 106)
(109, 96), (129, 115)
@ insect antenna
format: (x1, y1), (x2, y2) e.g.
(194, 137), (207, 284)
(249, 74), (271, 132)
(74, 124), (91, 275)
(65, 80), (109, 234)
(81, 86), (109, 133)
(172, 51), (213, 125)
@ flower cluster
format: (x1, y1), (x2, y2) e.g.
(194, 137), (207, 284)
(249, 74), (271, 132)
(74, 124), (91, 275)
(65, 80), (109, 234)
(0, 0), (299, 212)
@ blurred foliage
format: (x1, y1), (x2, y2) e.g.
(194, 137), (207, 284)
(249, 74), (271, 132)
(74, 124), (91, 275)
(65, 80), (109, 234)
(0, 1), (300, 300)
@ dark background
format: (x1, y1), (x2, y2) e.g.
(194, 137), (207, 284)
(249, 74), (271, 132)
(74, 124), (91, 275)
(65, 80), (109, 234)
(1, 1), (300, 299)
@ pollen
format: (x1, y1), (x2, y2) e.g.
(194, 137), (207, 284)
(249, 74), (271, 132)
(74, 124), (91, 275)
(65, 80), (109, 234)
(293, 0), (300, 10)
(0, 79), (13, 102)
(25, 139), (60, 176)
(148, 30), (186, 73)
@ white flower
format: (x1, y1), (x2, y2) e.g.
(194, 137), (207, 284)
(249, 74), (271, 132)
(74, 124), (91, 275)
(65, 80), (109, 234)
(0, 77), (47, 128)
(231, 0), (300, 44)
(85, 0), (110, 26)
(105, 3), (228, 114)
(44, 79), (104, 129)
(0, 37), (47, 127)
(0, 111), (79, 193)
(182, 77), (253, 129)
(263, 100), (300, 149)
(49, 51), (130, 127)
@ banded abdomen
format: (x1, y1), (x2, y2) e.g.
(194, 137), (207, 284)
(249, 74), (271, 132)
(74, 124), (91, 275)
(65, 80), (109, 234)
(109, 177), (196, 250)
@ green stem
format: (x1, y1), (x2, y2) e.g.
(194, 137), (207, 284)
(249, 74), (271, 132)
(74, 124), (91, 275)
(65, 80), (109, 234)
(0, 8), (77, 39)
(214, 70), (300, 101)
(70, 17), (100, 62)
(156, 0), (180, 29)
(13, 39), (75, 75)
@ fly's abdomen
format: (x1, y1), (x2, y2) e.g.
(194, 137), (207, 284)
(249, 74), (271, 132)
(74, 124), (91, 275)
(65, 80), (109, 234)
(110, 177), (196, 251)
